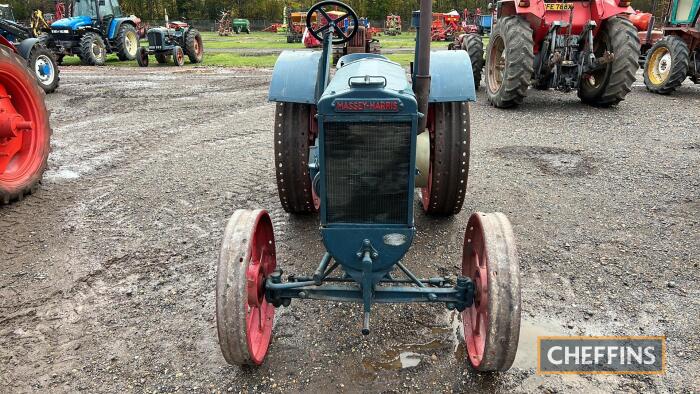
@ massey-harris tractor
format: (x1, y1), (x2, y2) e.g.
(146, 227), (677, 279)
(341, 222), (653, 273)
(643, 0), (700, 94)
(0, 38), (51, 204)
(485, 0), (641, 108)
(48, 0), (140, 65)
(215, 0), (522, 372)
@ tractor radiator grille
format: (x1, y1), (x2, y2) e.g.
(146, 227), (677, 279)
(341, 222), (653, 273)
(324, 121), (411, 224)
(147, 31), (164, 48)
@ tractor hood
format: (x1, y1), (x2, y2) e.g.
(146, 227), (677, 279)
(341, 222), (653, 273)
(51, 16), (92, 30)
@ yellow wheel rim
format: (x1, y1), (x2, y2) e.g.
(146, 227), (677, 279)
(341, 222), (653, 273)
(647, 46), (672, 86)
(126, 31), (138, 57)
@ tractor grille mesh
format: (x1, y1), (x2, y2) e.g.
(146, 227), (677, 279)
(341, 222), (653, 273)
(148, 31), (164, 47)
(324, 121), (411, 224)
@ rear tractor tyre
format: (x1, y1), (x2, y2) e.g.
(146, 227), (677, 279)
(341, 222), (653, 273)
(78, 32), (106, 66)
(485, 16), (534, 108)
(462, 212), (521, 372)
(461, 33), (484, 89)
(185, 28), (204, 63)
(27, 44), (60, 94)
(115, 23), (139, 61)
(0, 45), (51, 204)
(274, 102), (319, 214)
(420, 102), (470, 216)
(216, 209), (277, 366)
(173, 46), (185, 67)
(643, 36), (690, 95)
(578, 17), (640, 107)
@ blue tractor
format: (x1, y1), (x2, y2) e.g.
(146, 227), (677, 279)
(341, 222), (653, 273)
(0, 4), (60, 93)
(47, 0), (139, 65)
(215, 0), (522, 372)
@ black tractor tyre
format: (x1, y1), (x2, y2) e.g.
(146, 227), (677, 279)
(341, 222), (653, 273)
(274, 102), (318, 214)
(421, 102), (470, 216)
(461, 33), (484, 89)
(286, 35), (293, 43)
(114, 23), (139, 61)
(485, 16), (534, 108)
(185, 28), (204, 63)
(578, 17), (640, 107)
(155, 53), (170, 64)
(78, 32), (106, 66)
(173, 46), (185, 67)
(27, 44), (60, 94)
(55, 55), (64, 65)
(136, 47), (149, 67)
(643, 36), (690, 94)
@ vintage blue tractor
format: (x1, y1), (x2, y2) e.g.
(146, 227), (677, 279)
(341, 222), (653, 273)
(47, 0), (139, 65)
(215, 0), (522, 371)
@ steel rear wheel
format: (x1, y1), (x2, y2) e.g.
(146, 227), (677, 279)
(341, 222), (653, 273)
(274, 102), (319, 214)
(0, 45), (51, 204)
(485, 16), (534, 108)
(216, 209), (277, 366)
(421, 102), (470, 216)
(643, 36), (690, 95)
(462, 212), (520, 372)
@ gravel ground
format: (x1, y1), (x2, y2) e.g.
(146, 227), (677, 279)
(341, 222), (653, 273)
(0, 65), (698, 393)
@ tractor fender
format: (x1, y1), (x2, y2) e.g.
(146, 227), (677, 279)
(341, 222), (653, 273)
(17, 38), (41, 60)
(497, 0), (546, 21)
(269, 50), (321, 104)
(590, 0), (634, 22)
(428, 50), (477, 102)
(108, 18), (137, 40)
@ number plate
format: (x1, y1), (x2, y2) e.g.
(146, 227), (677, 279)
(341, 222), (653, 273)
(545, 3), (574, 10)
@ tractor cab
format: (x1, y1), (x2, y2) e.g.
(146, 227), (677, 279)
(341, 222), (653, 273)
(48, 0), (140, 65)
(669, 0), (700, 24)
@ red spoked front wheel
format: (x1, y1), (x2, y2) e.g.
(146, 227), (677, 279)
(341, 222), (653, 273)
(216, 209), (277, 366)
(462, 212), (521, 371)
(0, 45), (51, 204)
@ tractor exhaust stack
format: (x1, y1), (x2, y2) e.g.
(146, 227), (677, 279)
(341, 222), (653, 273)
(413, 0), (432, 133)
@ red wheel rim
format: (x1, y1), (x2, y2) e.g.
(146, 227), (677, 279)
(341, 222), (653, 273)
(245, 213), (276, 365)
(0, 64), (48, 188)
(195, 36), (203, 57)
(462, 216), (489, 368)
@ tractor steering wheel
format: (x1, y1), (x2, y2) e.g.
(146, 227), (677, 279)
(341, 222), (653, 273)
(306, 1), (359, 45)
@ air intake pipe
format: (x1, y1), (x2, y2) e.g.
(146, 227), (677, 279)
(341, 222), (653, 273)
(413, 0), (432, 133)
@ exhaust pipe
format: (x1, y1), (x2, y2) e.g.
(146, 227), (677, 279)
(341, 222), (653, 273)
(413, 0), (432, 133)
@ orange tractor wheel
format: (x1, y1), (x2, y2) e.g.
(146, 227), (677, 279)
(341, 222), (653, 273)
(0, 44), (51, 204)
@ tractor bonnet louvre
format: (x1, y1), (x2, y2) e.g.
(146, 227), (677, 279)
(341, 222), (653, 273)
(147, 30), (164, 48)
(324, 121), (411, 225)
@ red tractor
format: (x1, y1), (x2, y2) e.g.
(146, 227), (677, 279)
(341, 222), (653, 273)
(485, 0), (641, 108)
(0, 37), (51, 204)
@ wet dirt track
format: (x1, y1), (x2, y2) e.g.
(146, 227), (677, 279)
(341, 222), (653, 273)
(1, 66), (699, 393)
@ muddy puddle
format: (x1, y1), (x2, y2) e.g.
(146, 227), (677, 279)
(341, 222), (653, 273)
(362, 310), (568, 373)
